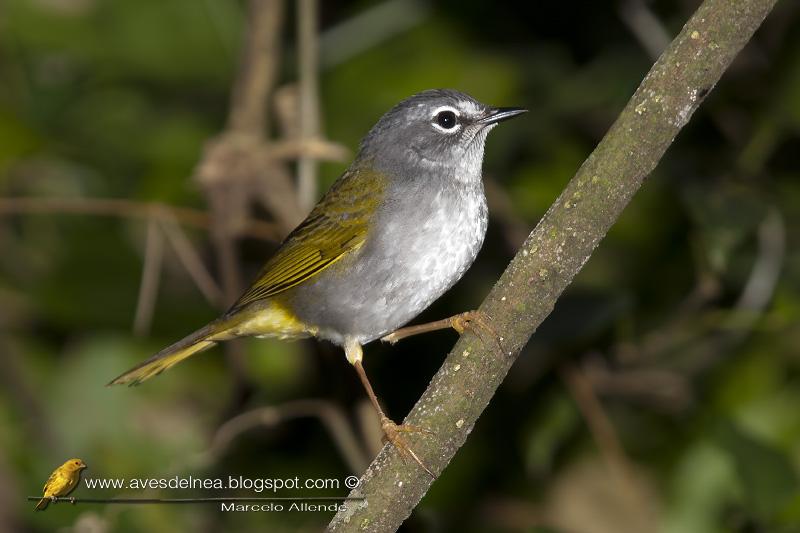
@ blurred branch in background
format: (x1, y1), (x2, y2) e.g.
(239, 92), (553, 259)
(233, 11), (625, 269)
(559, 362), (641, 511)
(0, 197), (246, 335)
(329, 0), (780, 530)
(572, 206), (784, 415)
(195, 0), (288, 314)
(319, 0), (431, 69)
(187, 400), (370, 475)
(0, 0), (355, 462)
(683, 207), (784, 372)
(158, 212), (224, 307)
(618, 0), (671, 59)
(132, 216), (164, 337)
(727, 209), (784, 326)
(0, 197), (282, 240)
(297, 0), (321, 211)
(191, 0), (345, 404)
(192, 0), (347, 302)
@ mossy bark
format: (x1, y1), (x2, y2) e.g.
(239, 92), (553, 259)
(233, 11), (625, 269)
(328, 0), (780, 531)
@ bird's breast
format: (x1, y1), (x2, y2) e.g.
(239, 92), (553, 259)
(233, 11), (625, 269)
(374, 184), (488, 298)
(290, 180), (488, 344)
(350, 186), (487, 341)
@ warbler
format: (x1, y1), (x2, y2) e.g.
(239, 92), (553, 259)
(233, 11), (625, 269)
(109, 89), (526, 475)
(35, 458), (86, 510)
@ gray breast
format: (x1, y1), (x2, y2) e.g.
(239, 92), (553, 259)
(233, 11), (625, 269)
(289, 178), (488, 345)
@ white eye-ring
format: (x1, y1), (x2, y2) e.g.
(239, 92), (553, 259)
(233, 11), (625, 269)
(431, 106), (461, 133)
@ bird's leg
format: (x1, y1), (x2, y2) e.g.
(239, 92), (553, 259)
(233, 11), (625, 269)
(344, 338), (434, 477)
(382, 310), (504, 354)
(69, 497), (76, 505)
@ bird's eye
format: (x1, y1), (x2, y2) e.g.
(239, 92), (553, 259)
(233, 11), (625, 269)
(435, 110), (458, 130)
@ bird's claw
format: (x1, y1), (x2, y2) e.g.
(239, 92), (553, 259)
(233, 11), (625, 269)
(380, 416), (435, 478)
(451, 311), (504, 356)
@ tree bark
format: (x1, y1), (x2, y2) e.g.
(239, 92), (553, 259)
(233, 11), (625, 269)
(328, 0), (780, 531)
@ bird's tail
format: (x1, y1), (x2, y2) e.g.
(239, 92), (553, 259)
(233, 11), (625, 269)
(108, 320), (228, 386)
(108, 301), (310, 386)
(35, 498), (48, 511)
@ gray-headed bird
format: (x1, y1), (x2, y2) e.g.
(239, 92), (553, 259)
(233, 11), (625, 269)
(109, 90), (526, 475)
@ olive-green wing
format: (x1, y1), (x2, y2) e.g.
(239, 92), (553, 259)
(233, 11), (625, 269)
(230, 167), (384, 310)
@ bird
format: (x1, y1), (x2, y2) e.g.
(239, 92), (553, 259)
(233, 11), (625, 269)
(35, 458), (86, 510)
(109, 89), (526, 475)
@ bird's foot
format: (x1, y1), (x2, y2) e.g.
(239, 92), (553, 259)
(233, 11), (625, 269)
(69, 497), (76, 505)
(380, 416), (435, 478)
(450, 311), (504, 356)
(381, 310), (503, 355)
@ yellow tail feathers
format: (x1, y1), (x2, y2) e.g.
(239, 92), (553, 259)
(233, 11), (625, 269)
(108, 301), (312, 386)
(35, 498), (48, 511)
(108, 324), (219, 386)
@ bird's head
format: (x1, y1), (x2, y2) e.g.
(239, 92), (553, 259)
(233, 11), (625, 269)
(64, 458), (87, 472)
(356, 89), (526, 181)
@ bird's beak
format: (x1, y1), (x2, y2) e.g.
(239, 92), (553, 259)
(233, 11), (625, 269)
(477, 107), (528, 125)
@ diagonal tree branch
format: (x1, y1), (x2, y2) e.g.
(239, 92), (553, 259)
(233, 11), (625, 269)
(328, 0), (780, 530)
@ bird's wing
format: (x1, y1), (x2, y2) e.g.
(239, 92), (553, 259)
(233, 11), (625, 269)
(43, 470), (72, 495)
(230, 167), (385, 311)
(42, 470), (59, 494)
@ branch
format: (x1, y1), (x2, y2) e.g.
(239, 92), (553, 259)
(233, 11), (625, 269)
(328, 0), (779, 530)
(226, 0), (283, 137)
(0, 197), (282, 240)
(132, 215), (165, 337)
(206, 400), (370, 475)
(194, 0), (288, 395)
(559, 362), (640, 510)
(296, 0), (322, 210)
(159, 214), (225, 306)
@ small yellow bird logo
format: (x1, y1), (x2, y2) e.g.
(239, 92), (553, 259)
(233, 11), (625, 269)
(35, 458), (87, 511)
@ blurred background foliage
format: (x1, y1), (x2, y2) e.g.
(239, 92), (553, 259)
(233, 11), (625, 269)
(1, 0), (799, 531)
